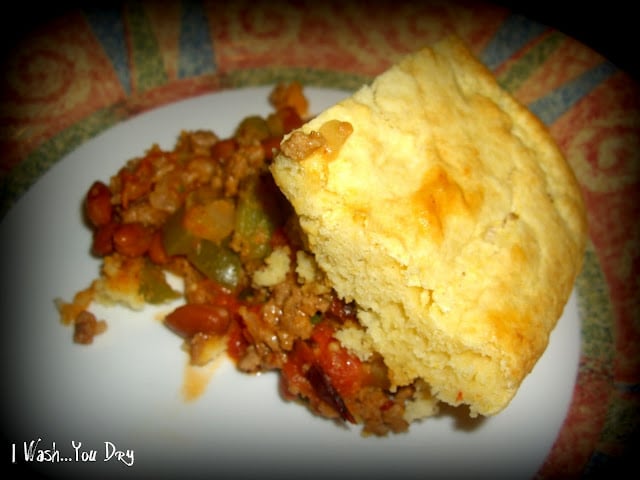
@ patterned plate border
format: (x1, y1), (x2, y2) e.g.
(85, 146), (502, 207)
(1, 1), (638, 476)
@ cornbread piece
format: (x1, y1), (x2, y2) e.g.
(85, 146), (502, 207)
(272, 36), (587, 417)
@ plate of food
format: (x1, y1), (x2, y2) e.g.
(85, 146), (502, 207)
(1, 1), (637, 479)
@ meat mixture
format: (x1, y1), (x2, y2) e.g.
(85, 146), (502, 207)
(57, 83), (420, 436)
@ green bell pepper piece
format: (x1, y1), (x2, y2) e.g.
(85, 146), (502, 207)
(234, 175), (287, 261)
(162, 206), (194, 257)
(139, 260), (181, 304)
(187, 239), (244, 289)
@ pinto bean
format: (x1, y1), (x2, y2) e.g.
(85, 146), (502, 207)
(164, 304), (232, 338)
(85, 181), (113, 227)
(112, 223), (153, 257)
(92, 222), (117, 256)
(148, 230), (170, 264)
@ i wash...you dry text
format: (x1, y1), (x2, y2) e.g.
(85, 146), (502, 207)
(11, 438), (134, 466)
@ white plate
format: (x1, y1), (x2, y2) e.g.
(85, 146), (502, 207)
(0, 86), (581, 479)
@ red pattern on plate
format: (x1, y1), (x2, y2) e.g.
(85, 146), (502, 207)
(208, 0), (506, 75)
(539, 369), (613, 477)
(1, 1), (638, 476)
(544, 70), (640, 475)
(1, 12), (126, 175)
(552, 74), (639, 384)
(511, 34), (606, 105)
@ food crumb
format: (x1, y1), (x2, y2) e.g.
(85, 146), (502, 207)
(252, 246), (291, 287)
(73, 310), (108, 345)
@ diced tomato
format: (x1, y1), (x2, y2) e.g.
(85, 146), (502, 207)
(280, 320), (366, 416)
(311, 322), (365, 398)
(207, 280), (242, 312)
(225, 303), (258, 362)
(277, 106), (304, 133)
(211, 138), (238, 162)
(280, 340), (315, 398)
(270, 227), (290, 249)
(260, 136), (282, 161)
(226, 321), (249, 362)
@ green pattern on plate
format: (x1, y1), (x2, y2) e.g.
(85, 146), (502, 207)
(1, 2), (637, 475)
(576, 244), (616, 370)
(220, 67), (370, 91)
(1, 108), (122, 217)
(126, 1), (168, 92)
(497, 31), (566, 93)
